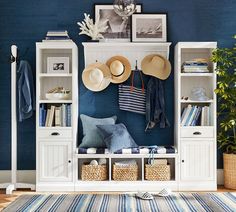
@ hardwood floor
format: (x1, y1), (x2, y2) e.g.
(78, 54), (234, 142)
(0, 187), (235, 211)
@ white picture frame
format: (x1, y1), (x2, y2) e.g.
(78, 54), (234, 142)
(47, 57), (69, 74)
(95, 4), (142, 42)
(131, 14), (167, 42)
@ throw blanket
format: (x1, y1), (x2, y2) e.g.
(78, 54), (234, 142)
(77, 146), (176, 154)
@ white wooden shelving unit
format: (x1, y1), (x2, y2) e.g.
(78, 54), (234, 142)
(174, 42), (217, 191)
(35, 41), (217, 192)
(73, 42), (180, 192)
(75, 153), (178, 192)
(36, 41), (78, 191)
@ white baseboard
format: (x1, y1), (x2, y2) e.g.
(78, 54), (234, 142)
(0, 170), (36, 185)
(0, 169), (224, 187)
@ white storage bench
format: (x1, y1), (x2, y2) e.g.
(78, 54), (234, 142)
(75, 146), (179, 192)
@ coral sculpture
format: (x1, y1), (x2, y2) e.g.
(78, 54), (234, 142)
(77, 13), (108, 40)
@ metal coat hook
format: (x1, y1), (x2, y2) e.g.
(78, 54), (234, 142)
(133, 60), (139, 71)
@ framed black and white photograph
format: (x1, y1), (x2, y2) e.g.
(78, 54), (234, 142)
(94, 4), (142, 42)
(131, 14), (167, 42)
(47, 57), (69, 74)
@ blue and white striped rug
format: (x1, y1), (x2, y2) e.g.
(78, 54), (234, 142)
(3, 193), (236, 212)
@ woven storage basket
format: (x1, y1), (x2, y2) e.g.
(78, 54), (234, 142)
(145, 164), (170, 181)
(81, 164), (107, 181)
(223, 153), (236, 189)
(113, 164), (138, 181)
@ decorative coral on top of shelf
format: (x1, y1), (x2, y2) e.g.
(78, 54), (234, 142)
(77, 13), (108, 41)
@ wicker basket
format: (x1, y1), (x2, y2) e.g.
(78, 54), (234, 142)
(145, 164), (170, 181)
(113, 164), (138, 181)
(81, 164), (107, 181)
(223, 153), (236, 189)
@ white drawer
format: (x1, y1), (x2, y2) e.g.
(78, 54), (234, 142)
(38, 128), (72, 139)
(180, 127), (214, 138)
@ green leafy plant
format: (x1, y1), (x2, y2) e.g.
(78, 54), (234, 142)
(211, 35), (236, 154)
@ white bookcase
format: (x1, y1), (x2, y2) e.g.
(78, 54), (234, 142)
(36, 41), (78, 191)
(174, 42), (217, 191)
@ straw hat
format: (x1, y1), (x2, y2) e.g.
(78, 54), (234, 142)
(82, 62), (111, 92)
(141, 54), (171, 80)
(106, 56), (131, 84)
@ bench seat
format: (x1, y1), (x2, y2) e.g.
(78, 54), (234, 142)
(77, 146), (177, 154)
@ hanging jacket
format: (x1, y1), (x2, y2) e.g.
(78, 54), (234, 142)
(17, 60), (35, 122)
(145, 77), (170, 131)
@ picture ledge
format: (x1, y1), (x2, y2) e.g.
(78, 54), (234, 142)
(82, 42), (172, 47)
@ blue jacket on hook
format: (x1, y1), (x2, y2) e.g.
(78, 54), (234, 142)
(17, 60), (35, 122)
(145, 77), (170, 131)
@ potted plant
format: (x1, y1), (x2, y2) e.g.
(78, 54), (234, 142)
(211, 35), (236, 189)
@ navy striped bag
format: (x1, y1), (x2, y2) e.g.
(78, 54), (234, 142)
(118, 69), (146, 115)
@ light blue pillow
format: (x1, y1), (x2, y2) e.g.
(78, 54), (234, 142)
(96, 123), (138, 153)
(79, 114), (117, 148)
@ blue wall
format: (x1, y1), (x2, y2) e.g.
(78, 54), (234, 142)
(0, 0), (235, 170)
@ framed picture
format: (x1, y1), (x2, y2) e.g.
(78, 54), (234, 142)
(131, 13), (167, 42)
(94, 4), (142, 42)
(47, 57), (69, 74)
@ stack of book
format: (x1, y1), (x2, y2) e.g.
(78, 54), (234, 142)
(39, 104), (71, 127)
(182, 59), (209, 73)
(181, 104), (210, 126)
(43, 30), (71, 41)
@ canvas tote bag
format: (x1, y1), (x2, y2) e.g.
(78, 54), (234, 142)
(118, 69), (146, 115)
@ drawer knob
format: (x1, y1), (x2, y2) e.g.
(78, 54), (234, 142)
(68, 160), (71, 163)
(182, 160), (184, 163)
(51, 132), (60, 136)
(193, 131), (201, 135)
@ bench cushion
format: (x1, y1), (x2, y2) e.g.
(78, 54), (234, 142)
(77, 146), (176, 154)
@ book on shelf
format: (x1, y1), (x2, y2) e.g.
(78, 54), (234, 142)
(45, 109), (51, 127)
(187, 106), (198, 126)
(201, 105), (210, 126)
(43, 30), (71, 42)
(61, 104), (67, 127)
(48, 106), (55, 127)
(46, 30), (68, 36)
(183, 60), (208, 66)
(39, 104), (46, 126)
(39, 107), (43, 127)
(45, 36), (71, 40)
(181, 104), (192, 126)
(66, 104), (71, 127)
(182, 67), (209, 73)
(191, 107), (202, 126)
(39, 104), (72, 127)
(55, 107), (61, 127)
(181, 104), (210, 126)
(182, 59), (209, 73)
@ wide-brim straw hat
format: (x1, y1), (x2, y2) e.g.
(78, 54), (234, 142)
(141, 54), (171, 80)
(106, 56), (131, 84)
(82, 62), (111, 92)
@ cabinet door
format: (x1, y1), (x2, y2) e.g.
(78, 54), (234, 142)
(181, 140), (215, 181)
(39, 142), (72, 182)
